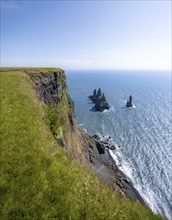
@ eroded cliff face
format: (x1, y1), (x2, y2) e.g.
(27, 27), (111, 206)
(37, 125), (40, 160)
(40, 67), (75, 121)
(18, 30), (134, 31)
(26, 69), (102, 168)
(29, 70), (66, 105)
(26, 69), (145, 204)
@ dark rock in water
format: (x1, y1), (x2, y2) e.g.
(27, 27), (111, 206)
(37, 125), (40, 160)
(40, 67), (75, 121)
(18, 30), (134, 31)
(110, 145), (116, 150)
(92, 134), (116, 151)
(89, 89), (97, 102)
(126, 95), (133, 107)
(89, 88), (110, 112)
(97, 88), (102, 98)
(93, 89), (97, 98)
(92, 134), (101, 140)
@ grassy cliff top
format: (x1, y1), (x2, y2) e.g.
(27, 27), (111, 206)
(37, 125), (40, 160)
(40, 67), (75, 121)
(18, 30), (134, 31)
(0, 67), (64, 72)
(0, 69), (164, 219)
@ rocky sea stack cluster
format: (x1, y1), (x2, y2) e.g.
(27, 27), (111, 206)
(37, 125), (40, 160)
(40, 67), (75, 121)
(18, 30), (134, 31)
(126, 95), (133, 107)
(89, 88), (110, 112)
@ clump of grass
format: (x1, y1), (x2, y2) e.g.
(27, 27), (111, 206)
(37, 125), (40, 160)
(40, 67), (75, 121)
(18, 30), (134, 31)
(0, 69), (164, 219)
(43, 90), (70, 138)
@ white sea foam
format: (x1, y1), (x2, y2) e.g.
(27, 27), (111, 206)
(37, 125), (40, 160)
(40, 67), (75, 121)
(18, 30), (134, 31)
(102, 109), (108, 113)
(82, 128), (88, 133)
(79, 123), (85, 127)
(122, 101), (136, 108)
(109, 149), (162, 217)
(127, 105), (136, 108)
(109, 149), (133, 181)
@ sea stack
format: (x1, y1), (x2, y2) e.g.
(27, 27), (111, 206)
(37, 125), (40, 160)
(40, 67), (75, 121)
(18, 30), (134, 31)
(89, 88), (110, 112)
(126, 95), (133, 107)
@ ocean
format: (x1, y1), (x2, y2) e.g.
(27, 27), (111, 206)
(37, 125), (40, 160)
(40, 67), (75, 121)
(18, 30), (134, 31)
(66, 70), (172, 220)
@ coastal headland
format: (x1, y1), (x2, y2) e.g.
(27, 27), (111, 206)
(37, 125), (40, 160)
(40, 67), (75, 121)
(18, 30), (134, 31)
(0, 67), (164, 219)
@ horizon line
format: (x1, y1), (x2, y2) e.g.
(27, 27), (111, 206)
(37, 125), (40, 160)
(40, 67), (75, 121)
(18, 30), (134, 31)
(0, 66), (171, 72)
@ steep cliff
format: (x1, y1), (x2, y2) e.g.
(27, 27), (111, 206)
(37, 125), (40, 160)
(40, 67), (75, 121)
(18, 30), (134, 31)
(0, 67), (164, 219)
(27, 68), (103, 169)
(26, 69), (144, 203)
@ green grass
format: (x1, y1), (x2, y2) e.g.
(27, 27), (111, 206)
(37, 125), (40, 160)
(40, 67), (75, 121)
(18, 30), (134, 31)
(43, 90), (70, 138)
(0, 70), (165, 219)
(0, 67), (64, 72)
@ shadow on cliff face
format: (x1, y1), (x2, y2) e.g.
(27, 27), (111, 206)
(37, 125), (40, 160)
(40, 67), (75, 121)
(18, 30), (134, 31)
(96, 142), (105, 154)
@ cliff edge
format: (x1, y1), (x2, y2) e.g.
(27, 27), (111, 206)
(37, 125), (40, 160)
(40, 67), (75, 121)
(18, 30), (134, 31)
(0, 67), (164, 219)
(27, 68), (144, 203)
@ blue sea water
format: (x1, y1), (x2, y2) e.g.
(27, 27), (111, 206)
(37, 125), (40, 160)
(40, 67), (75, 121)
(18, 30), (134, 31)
(66, 70), (172, 220)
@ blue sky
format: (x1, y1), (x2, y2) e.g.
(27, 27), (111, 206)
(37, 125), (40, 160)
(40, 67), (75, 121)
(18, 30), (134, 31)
(1, 0), (171, 70)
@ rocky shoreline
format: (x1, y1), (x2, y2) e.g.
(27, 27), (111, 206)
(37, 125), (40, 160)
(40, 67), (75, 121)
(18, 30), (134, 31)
(85, 133), (145, 205)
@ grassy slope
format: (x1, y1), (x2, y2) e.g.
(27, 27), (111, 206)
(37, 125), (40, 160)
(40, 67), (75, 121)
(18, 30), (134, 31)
(0, 70), (164, 220)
